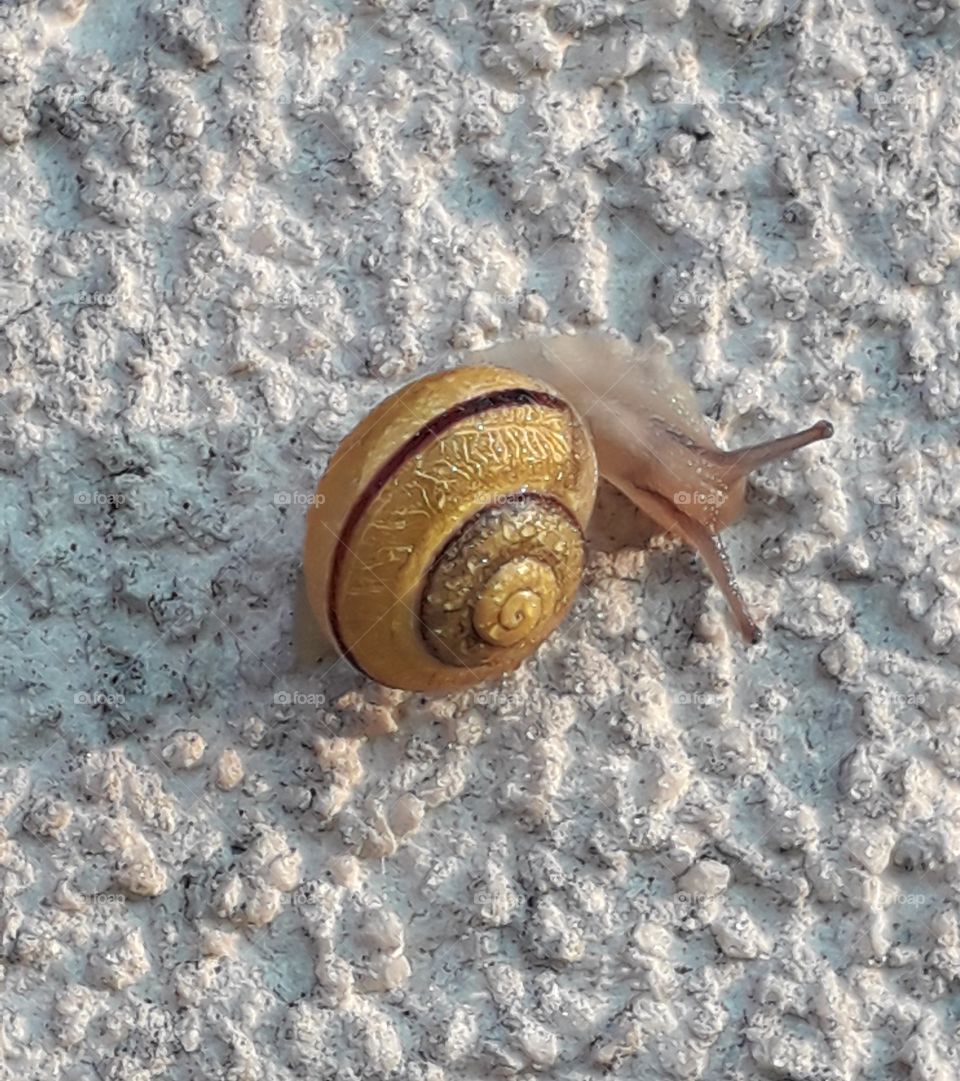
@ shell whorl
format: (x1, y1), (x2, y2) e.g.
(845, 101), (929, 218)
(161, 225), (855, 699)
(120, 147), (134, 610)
(420, 493), (584, 668)
(303, 367), (597, 692)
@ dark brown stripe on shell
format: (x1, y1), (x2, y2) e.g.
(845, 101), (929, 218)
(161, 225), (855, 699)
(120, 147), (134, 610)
(328, 386), (570, 677)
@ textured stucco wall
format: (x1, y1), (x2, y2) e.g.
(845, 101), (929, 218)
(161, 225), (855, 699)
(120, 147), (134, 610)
(2, 0), (960, 1078)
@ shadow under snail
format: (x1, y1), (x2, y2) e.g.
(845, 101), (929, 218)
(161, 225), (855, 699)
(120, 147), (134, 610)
(302, 331), (833, 692)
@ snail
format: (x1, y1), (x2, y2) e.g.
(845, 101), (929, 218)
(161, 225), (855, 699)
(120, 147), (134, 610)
(302, 331), (833, 692)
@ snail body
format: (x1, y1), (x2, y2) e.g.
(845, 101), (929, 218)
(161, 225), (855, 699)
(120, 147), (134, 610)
(304, 332), (833, 691)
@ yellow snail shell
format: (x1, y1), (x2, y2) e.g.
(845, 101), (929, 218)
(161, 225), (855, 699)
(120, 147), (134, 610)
(303, 364), (597, 692)
(304, 332), (834, 692)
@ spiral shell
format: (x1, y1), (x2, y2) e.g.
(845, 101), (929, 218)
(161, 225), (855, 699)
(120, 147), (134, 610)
(303, 366), (597, 692)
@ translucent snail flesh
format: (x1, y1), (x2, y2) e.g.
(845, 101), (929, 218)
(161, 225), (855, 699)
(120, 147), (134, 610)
(303, 331), (833, 692)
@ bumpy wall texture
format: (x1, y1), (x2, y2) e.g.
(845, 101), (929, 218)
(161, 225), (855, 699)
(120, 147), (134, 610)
(2, 1), (960, 1079)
